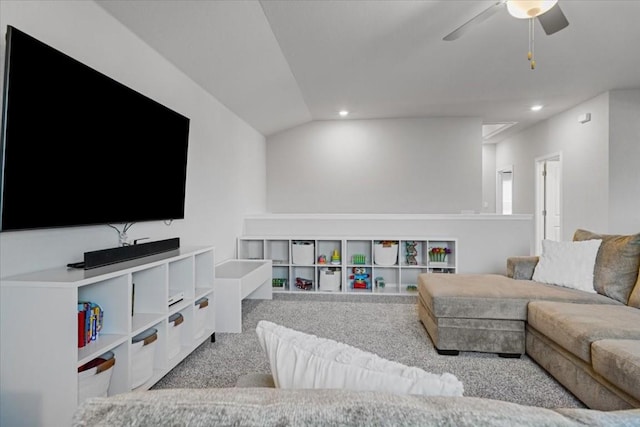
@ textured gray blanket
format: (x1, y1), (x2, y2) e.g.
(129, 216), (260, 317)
(73, 388), (640, 427)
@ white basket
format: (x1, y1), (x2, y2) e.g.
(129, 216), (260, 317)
(167, 313), (183, 360)
(292, 241), (314, 265)
(77, 352), (115, 405)
(131, 328), (157, 389)
(374, 243), (398, 266)
(194, 297), (209, 339)
(319, 269), (341, 292)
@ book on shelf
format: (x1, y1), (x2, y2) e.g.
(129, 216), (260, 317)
(77, 301), (103, 348)
(77, 310), (85, 348)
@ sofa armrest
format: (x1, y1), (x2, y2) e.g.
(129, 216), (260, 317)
(507, 256), (539, 280)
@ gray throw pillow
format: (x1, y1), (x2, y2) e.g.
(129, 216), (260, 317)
(573, 229), (640, 304)
(628, 269), (640, 308)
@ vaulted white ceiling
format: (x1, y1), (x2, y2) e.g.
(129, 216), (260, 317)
(96, 0), (640, 143)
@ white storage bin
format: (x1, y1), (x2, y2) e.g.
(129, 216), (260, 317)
(78, 351), (115, 405)
(374, 242), (398, 266)
(167, 313), (183, 360)
(319, 268), (341, 292)
(292, 241), (314, 265)
(194, 297), (209, 339)
(131, 328), (157, 389)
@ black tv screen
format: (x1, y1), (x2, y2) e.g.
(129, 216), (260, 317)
(0, 26), (190, 231)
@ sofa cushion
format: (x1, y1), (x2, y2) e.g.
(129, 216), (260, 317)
(255, 320), (464, 396)
(236, 373), (276, 388)
(532, 239), (601, 293)
(591, 339), (640, 401)
(573, 229), (640, 304)
(527, 301), (640, 363)
(555, 407), (640, 426)
(418, 274), (619, 321)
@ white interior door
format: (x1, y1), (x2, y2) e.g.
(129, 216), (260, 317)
(535, 154), (562, 254)
(545, 160), (561, 241)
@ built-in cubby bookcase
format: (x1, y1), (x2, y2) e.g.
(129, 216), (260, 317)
(238, 237), (456, 294)
(0, 246), (215, 427)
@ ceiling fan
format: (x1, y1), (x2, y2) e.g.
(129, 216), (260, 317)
(443, 0), (569, 42)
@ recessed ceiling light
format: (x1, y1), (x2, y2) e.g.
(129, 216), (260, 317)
(531, 105), (543, 112)
(339, 110), (349, 117)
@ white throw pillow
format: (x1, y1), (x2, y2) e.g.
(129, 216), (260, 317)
(255, 320), (464, 396)
(532, 239), (602, 293)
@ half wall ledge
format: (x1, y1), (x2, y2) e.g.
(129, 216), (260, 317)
(242, 214), (534, 275)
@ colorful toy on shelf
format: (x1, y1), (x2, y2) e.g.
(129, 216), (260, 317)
(317, 254), (327, 264)
(350, 267), (371, 289)
(351, 254), (366, 265)
(272, 278), (287, 288)
(375, 276), (386, 289)
(295, 277), (313, 291)
(405, 241), (418, 265)
(428, 247), (452, 263)
(331, 249), (341, 265)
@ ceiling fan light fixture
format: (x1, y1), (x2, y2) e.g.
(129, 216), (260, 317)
(506, 0), (558, 19)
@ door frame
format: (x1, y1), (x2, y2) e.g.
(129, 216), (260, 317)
(535, 152), (563, 255)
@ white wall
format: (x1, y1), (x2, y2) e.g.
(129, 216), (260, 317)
(608, 89), (640, 234)
(482, 144), (496, 213)
(495, 92), (611, 240)
(0, 1), (266, 277)
(266, 117), (483, 214)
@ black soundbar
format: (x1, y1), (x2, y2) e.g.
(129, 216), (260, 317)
(83, 238), (180, 269)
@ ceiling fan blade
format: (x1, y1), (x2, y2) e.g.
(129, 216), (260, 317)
(443, 1), (506, 41)
(537, 3), (569, 35)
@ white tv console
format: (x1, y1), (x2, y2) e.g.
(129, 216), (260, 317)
(0, 246), (215, 427)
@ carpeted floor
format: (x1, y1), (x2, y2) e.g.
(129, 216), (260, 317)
(153, 294), (584, 409)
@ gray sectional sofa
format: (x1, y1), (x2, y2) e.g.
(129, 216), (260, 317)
(418, 230), (640, 410)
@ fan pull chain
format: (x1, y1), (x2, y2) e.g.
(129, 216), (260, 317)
(528, 18), (536, 70)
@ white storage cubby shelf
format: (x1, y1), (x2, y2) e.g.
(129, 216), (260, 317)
(0, 246), (215, 427)
(237, 238), (457, 295)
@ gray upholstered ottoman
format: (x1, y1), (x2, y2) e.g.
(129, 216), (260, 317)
(418, 274), (529, 356)
(417, 273), (618, 356)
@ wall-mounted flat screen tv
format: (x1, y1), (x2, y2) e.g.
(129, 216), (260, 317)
(0, 26), (190, 231)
